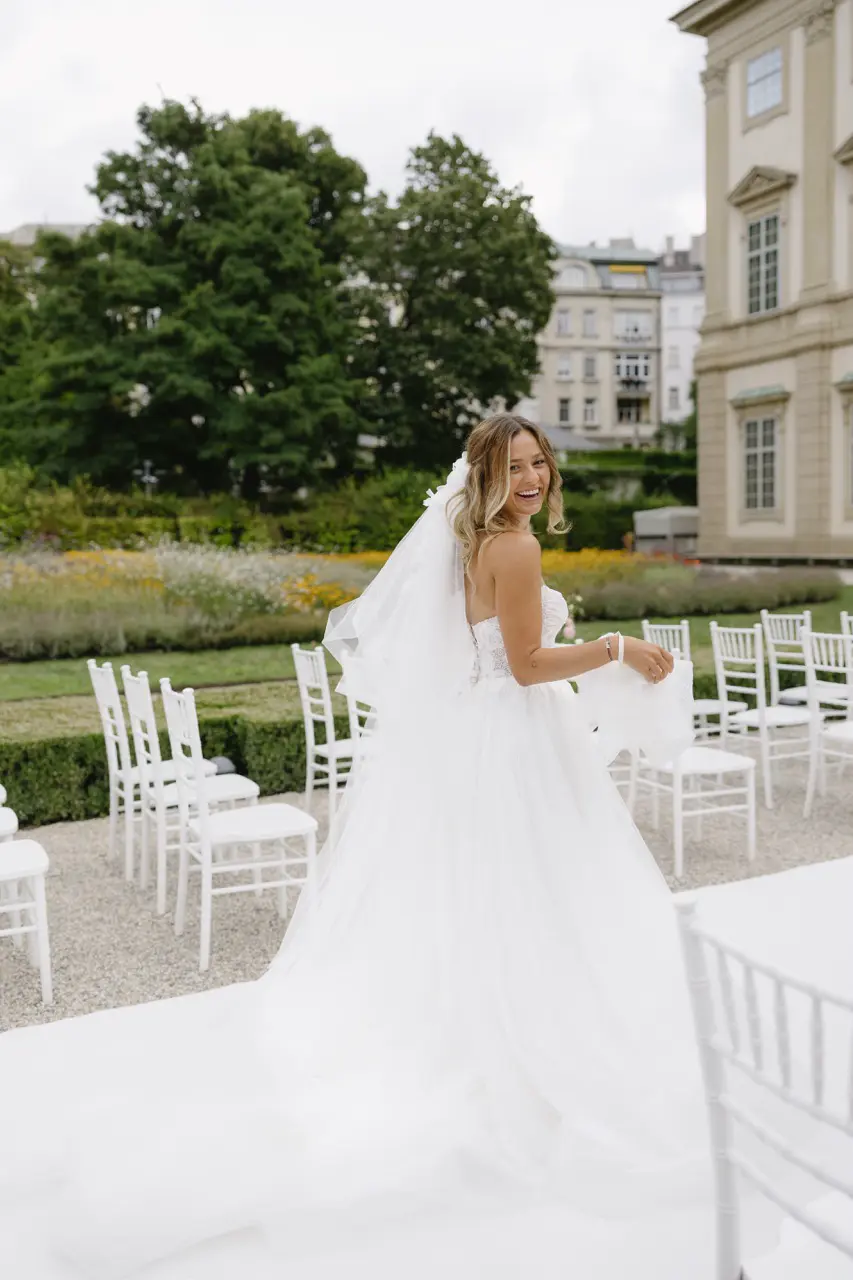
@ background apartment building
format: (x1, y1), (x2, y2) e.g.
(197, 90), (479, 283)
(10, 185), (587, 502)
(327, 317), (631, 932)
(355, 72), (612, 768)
(661, 233), (706, 426)
(518, 240), (663, 448)
(674, 0), (853, 561)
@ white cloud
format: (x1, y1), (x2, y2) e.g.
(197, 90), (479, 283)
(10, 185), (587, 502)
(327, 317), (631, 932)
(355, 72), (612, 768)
(0, 0), (706, 250)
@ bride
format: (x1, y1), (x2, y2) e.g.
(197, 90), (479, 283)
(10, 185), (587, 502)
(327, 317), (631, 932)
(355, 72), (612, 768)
(5, 414), (717, 1279)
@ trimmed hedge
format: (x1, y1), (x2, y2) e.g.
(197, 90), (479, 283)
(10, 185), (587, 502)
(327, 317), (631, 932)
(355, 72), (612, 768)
(0, 712), (348, 829)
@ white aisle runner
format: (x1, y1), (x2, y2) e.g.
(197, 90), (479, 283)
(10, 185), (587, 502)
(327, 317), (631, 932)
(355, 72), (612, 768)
(2, 857), (852, 1280)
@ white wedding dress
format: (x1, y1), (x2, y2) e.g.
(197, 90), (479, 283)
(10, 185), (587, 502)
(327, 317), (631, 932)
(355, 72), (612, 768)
(0, 579), (723, 1280)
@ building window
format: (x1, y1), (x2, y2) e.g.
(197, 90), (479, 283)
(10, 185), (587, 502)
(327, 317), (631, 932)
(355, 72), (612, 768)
(610, 269), (646, 290)
(615, 352), (651, 382)
(556, 308), (571, 336)
(744, 418), (777, 510)
(558, 398), (571, 425)
(667, 346), (680, 369)
(747, 214), (779, 314)
(617, 400), (646, 424)
(746, 47), (783, 120)
(583, 354), (597, 380)
(583, 397), (597, 426)
(557, 355), (572, 380)
(558, 265), (586, 288)
(693, 304), (703, 326)
(615, 310), (653, 342)
(667, 306), (680, 325)
(668, 386), (680, 413)
(582, 309), (596, 337)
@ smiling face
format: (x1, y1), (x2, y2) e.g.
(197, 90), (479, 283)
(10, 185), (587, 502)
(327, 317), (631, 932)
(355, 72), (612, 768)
(504, 430), (548, 523)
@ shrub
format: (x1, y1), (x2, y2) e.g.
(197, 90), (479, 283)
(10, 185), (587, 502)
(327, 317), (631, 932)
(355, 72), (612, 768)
(0, 710), (348, 828)
(570, 569), (840, 622)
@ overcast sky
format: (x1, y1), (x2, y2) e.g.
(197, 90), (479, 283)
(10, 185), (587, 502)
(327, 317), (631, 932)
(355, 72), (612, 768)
(0, 0), (707, 251)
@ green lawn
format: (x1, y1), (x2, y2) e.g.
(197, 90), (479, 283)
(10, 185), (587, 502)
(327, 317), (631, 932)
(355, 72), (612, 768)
(0, 643), (341, 703)
(2, 586), (851, 716)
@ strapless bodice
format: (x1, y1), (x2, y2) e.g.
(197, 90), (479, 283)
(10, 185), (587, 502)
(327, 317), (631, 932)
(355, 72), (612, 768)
(470, 585), (569, 681)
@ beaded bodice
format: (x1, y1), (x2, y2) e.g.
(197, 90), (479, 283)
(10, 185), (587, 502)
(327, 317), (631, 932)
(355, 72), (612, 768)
(470, 585), (569, 681)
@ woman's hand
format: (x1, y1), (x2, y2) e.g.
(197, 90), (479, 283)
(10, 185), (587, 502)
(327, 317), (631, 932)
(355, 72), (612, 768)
(621, 637), (675, 685)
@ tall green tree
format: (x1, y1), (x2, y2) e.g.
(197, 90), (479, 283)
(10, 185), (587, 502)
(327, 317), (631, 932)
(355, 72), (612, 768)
(3, 102), (367, 495)
(351, 133), (556, 469)
(0, 242), (39, 415)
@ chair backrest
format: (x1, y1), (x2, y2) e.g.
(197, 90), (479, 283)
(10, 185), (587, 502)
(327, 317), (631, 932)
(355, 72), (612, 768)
(841, 611), (853, 639)
(710, 622), (767, 727)
(87, 659), (133, 782)
(121, 666), (165, 797)
(676, 898), (853, 1273)
(761, 609), (812, 704)
(160, 680), (211, 843)
(642, 619), (691, 663)
(291, 644), (336, 752)
(802, 629), (853, 711)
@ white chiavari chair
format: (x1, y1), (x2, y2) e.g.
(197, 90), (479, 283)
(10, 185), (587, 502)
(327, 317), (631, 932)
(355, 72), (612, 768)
(710, 623), (813, 809)
(161, 680), (318, 972)
(292, 644), (356, 834)
(802, 629), (853, 819)
(677, 898), (853, 1279)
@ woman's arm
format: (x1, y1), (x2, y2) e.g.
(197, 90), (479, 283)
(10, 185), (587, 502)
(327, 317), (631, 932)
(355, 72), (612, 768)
(488, 532), (673, 688)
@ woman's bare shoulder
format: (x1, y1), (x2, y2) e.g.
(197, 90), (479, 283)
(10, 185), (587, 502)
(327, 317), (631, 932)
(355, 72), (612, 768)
(482, 530), (541, 575)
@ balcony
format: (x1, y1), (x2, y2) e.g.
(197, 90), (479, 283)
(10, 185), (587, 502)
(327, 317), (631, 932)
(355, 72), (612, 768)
(614, 329), (653, 344)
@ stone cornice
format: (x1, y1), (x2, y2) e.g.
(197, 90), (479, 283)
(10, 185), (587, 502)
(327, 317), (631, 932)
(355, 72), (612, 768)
(670, 0), (753, 37)
(728, 165), (797, 210)
(730, 385), (791, 410)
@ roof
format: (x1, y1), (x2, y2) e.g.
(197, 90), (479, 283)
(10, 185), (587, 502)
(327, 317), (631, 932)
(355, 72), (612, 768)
(670, 0), (757, 36)
(558, 242), (660, 267)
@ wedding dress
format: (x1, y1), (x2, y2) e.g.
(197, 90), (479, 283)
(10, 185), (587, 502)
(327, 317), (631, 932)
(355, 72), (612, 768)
(1, 458), (724, 1280)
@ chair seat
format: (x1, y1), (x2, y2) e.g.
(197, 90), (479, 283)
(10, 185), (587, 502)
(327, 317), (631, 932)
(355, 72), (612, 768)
(658, 746), (756, 777)
(780, 681), (851, 706)
(129, 758), (217, 786)
(730, 705), (813, 729)
(160, 774), (260, 809)
(190, 802), (318, 847)
(314, 739), (355, 759)
(0, 807), (19, 839)
(693, 698), (747, 716)
(0, 838), (48, 879)
(822, 720), (853, 744)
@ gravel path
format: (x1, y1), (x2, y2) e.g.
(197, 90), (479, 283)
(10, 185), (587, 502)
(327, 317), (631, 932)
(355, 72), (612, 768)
(2, 759), (850, 1032)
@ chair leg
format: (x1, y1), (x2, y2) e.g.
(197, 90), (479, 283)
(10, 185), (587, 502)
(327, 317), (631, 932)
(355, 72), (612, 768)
(108, 784), (119, 860)
(123, 782), (135, 881)
(139, 800), (150, 891)
(7, 879), (23, 949)
(759, 731), (773, 809)
(746, 771), (757, 862)
(199, 860), (213, 973)
(328, 760), (339, 840)
(304, 755), (315, 815)
(250, 799), (263, 898)
(804, 735), (819, 819)
(673, 771), (684, 880)
(156, 809), (168, 916)
(174, 838), (190, 936)
(33, 873), (52, 1004)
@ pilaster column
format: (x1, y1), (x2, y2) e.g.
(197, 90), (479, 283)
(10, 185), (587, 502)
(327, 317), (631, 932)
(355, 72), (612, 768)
(701, 60), (730, 326)
(801, 1), (837, 298)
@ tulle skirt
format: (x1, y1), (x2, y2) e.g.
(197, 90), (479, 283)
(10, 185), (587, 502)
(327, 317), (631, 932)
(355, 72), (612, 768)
(1, 677), (717, 1279)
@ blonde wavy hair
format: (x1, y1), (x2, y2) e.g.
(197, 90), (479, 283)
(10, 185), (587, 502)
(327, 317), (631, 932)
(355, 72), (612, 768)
(449, 414), (567, 572)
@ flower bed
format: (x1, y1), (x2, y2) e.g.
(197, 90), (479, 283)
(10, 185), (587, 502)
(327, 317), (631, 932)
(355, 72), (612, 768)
(0, 547), (841, 662)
